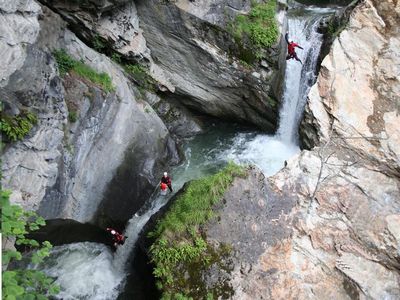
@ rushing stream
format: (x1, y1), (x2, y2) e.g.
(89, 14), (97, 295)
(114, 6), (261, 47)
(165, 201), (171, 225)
(37, 4), (337, 299)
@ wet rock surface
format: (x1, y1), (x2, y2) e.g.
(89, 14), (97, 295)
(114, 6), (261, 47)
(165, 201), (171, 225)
(24, 219), (115, 248)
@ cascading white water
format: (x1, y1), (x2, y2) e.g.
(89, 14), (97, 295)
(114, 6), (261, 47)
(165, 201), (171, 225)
(224, 6), (332, 175)
(37, 5), (337, 299)
(277, 11), (326, 143)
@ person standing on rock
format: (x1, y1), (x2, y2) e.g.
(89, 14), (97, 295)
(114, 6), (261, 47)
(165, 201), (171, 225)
(161, 172), (173, 192)
(285, 32), (304, 64)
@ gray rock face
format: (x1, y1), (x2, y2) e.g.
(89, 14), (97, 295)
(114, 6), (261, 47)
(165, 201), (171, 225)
(191, 152), (400, 299)
(38, 0), (150, 61)
(173, 0), (252, 26)
(39, 0), (285, 131)
(144, 91), (203, 139)
(1, 5), (178, 223)
(300, 0), (400, 172)
(135, 0), (282, 131)
(39, 0), (130, 13)
(0, 0), (41, 87)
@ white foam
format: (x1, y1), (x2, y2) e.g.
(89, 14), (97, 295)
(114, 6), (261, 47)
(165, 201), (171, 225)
(40, 243), (124, 300)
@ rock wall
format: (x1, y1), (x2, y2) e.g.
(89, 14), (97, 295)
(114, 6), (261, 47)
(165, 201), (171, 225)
(1, 2), (177, 223)
(135, 0), (283, 131)
(38, 0), (286, 132)
(0, 0), (42, 88)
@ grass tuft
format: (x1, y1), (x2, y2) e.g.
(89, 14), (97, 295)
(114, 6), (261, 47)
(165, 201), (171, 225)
(53, 49), (114, 92)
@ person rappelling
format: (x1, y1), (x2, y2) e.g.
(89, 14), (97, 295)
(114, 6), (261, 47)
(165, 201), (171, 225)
(285, 32), (303, 64)
(161, 172), (173, 193)
(106, 228), (126, 247)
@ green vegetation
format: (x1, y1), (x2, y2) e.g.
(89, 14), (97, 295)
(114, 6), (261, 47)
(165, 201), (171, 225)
(124, 64), (156, 93)
(53, 49), (114, 92)
(1, 111), (37, 142)
(149, 162), (246, 299)
(2, 189), (60, 299)
(68, 111), (78, 123)
(327, 18), (346, 38)
(229, 0), (278, 63)
(92, 35), (106, 52)
(111, 53), (122, 64)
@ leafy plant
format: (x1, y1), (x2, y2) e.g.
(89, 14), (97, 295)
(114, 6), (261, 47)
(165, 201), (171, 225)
(148, 162), (246, 298)
(1, 111), (38, 142)
(53, 49), (114, 92)
(1, 189), (60, 299)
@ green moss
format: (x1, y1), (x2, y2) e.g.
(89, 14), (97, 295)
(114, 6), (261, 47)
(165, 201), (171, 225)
(111, 53), (122, 64)
(68, 111), (78, 123)
(267, 95), (277, 108)
(229, 0), (278, 63)
(148, 162), (246, 299)
(1, 111), (37, 142)
(52, 49), (76, 76)
(92, 35), (106, 52)
(73, 63), (114, 92)
(53, 49), (114, 92)
(125, 64), (157, 92)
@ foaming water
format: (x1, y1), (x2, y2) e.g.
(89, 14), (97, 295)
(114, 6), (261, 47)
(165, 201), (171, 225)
(223, 134), (300, 176)
(38, 243), (124, 300)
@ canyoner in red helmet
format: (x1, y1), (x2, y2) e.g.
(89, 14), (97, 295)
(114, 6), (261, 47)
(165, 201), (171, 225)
(285, 32), (304, 64)
(106, 228), (126, 248)
(160, 171), (173, 193)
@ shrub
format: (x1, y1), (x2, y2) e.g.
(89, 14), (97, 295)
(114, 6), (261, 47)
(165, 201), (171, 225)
(1, 111), (38, 142)
(1, 189), (60, 299)
(53, 49), (114, 92)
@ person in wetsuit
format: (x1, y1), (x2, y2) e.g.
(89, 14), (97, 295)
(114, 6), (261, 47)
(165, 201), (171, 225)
(285, 32), (304, 64)
(161, 172), (173, 192)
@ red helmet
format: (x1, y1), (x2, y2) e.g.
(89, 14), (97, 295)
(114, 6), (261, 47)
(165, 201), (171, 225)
(160, 182), (167, 190)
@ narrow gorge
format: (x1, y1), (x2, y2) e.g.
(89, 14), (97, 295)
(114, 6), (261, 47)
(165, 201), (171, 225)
(1, 0), (399, 299)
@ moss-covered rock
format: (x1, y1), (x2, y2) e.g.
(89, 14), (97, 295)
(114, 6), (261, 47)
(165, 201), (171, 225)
(142, 163), (246, 299)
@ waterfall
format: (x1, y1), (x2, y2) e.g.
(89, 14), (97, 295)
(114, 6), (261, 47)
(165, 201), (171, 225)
(36, 5), (337, 300)
(277, 10), (326, 143)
